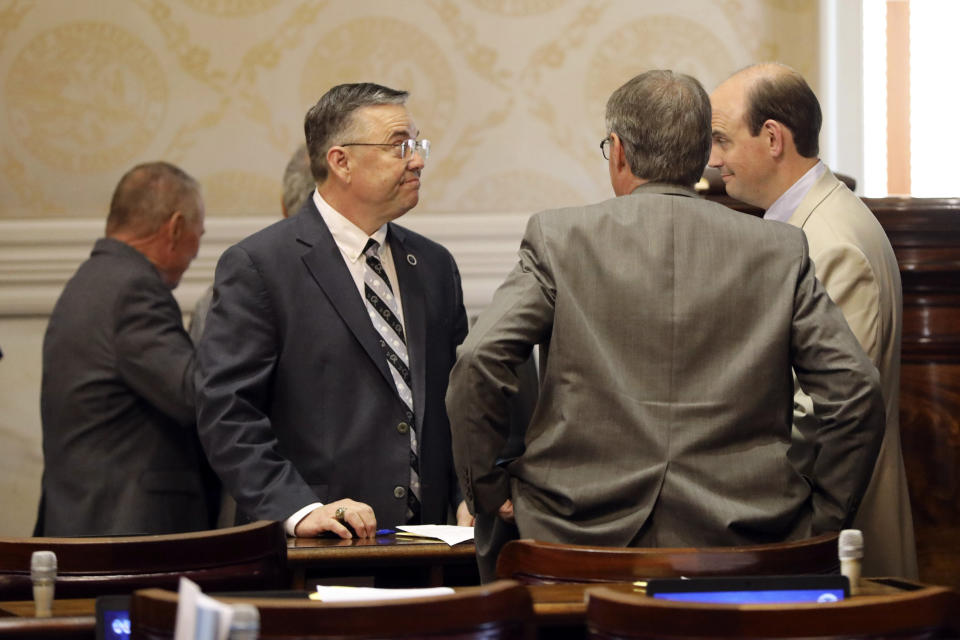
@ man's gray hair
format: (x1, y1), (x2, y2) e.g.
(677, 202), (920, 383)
(105, 161), (201, 237)
(281, 144), (313, 216)
(605, 70), (711, 186)
(304, 83), (409, 184)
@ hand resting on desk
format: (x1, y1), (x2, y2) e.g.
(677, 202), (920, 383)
(294, 499), (377, 539)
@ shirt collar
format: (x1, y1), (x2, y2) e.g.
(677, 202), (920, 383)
(312, 190), (388, 262)
(763, 160), (826, 223)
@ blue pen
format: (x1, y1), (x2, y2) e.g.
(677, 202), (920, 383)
(376, 528), (396, 536)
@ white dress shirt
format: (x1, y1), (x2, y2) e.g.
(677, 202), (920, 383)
(763, 161), (826, 222)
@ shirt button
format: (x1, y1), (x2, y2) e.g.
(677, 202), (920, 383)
(394, 486), (407, 499)
(397, 422), (409, 434)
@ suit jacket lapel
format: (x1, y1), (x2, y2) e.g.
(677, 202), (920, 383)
(388, 224), (427, 429)
(297, 206), (396, 391)
(788, 169), (841, 229)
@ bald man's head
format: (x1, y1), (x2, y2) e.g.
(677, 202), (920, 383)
(734, 63), (822, 158)
(708, 63), (822, 208)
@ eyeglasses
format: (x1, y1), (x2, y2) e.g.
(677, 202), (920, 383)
(600, 135), (635, 160)
(340, 138), (430, 161)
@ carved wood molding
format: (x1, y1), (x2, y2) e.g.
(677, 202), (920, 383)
(0, 213), (532, 317)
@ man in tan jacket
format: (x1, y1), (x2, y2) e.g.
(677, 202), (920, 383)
(710, 63), (916, 578)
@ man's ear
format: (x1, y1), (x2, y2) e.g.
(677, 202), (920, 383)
(763, 119), (786, 158)
(166, 211), (185, 245)
(611, 133), (629, 173)
(326, 146), (350, 182)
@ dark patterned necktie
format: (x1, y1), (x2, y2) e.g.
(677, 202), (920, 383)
(362, 239), (420, 523)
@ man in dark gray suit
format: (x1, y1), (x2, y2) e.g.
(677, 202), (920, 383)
(197, 83), (470, 538)
(39, 161), (216, 536)
(448, 70), (885, 551)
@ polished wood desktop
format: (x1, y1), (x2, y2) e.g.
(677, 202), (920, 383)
(285, 533), (480, 588)
(0, 578), (950, 639)
(0, 597), (96, 638)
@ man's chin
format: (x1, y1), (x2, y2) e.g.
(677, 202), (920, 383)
(724, 181), (744, 202)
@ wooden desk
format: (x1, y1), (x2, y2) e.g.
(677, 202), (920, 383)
(0, 598), (96, 638)
(0, 578), (947, 640)
(285, 535), (479, 588)
(526, 577), (951, 639)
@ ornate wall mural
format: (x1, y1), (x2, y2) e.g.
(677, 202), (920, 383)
(0, 0), (818, 218)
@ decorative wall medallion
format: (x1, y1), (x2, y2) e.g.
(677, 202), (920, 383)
(300, 17), (456, 143)
(585, 15), (735, 130)
(6, 22), (166, 173)
(182, 0), (280, 17)
(468, 0), (567, 16)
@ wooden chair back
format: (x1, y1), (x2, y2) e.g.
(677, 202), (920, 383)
(496, 533), (840, 584)
(130, 580), (534, 639)
(0, 521), (288, 599)
(584, 584), (960, 639)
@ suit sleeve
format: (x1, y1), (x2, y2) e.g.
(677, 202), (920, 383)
(792, 243), (883, 473)
(446, 214), (555, 515)
(196, 244), (319, 522)
(446, 252), (470, 510)
(790, 239), (885, 532)
(114, 274), (196, 427)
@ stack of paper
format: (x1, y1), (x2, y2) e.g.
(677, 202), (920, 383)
(312, 585), (455, 602)
(394, 524), (474, 546)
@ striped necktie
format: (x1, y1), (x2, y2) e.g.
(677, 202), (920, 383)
(362, 238), (421, 523)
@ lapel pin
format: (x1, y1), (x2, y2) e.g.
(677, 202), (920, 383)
(407, 254), (417, 266)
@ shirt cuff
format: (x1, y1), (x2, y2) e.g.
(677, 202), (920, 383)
(285, 502), (324, 536)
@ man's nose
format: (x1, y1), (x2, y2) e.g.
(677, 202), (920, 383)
(707, 144), (722, 168)
(407, 150), (426, 170)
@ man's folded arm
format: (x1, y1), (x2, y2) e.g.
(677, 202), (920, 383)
(447, 215), (555, 516)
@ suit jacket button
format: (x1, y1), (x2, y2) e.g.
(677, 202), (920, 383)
(394, 486), (407, 499)
(397, 422), (409, 434)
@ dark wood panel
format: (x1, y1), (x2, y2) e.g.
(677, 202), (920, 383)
(871, 199), (960, 589)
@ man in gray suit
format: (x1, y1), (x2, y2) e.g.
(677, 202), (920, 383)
(447, 70), (885, 550)
(39, 161), (216, 536)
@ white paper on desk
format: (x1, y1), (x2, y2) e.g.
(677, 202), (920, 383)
(173, 576), (234, 640)
(395, 524), (474, 546)
(314, 585), (454, 602)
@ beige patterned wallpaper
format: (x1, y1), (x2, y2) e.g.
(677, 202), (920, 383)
(0, 0), (818, 220)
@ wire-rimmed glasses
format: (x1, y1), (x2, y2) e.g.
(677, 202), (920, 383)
(340, 138), (430, 161)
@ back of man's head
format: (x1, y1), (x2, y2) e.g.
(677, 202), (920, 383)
(106, 162), (201, 238)
(303, 83), (408, 185)
(743, 63), (821, 158)
(605, 70), (712, 186)
(281, 144), (313, 217)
